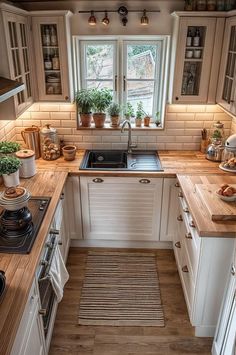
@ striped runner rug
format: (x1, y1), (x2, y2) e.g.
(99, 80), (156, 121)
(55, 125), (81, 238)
(78, 251), (165, 326)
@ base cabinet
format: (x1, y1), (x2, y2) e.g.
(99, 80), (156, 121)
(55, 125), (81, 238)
(66, 176), (83, 240)
(80, 176), (163, 242)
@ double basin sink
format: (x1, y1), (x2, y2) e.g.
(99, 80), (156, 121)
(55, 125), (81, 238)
(80, 150), (163, 171)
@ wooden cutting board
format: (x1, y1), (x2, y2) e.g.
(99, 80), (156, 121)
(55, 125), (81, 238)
(195, 184), (236, 221)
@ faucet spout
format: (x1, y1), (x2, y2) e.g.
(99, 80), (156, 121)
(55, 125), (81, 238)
(121, 120), (136, 153)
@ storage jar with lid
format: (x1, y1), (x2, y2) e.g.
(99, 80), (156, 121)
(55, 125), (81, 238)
(40, 124), (60, 160)
(15, 149), (36, 178)
(209, 121), (225, 145)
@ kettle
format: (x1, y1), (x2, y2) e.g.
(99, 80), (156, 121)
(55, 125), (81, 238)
(206, 142), (224, 162)
(21, 126), (41, 159)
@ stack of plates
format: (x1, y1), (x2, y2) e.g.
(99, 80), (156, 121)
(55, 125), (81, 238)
(0, 187), (31, 211)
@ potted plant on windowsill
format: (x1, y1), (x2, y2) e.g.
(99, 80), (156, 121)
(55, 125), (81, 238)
(0, 141), (20, 156)
(0, 156), (21, 187)
(135, 101), (144, 127)
(108, 102), (121, 127)
(75, 89), (94, 128)
(123, 102), (134, 121)
(92, 88), (113, 128)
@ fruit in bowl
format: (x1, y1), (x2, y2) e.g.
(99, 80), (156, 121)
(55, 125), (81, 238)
(216, 184), (236, 201)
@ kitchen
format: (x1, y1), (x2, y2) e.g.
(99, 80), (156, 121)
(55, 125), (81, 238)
(0, 0), (236, 354)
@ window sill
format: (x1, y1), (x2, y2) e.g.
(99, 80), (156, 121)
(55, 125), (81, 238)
(77, 122), (163, 130)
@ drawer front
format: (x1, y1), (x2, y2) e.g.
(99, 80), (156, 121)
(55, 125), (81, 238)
(179, 246), (195, 318)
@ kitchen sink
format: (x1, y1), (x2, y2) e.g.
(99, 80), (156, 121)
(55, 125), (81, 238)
(79, 150), (163, 171)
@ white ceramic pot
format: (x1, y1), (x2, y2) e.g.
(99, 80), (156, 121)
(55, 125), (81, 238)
(2, 170), (20, 187)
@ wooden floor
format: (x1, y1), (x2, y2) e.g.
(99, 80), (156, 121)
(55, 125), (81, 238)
(49, 248), (213, 355)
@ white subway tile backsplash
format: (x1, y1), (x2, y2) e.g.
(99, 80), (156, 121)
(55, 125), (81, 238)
(176, 113), (195, 121)
(56, 128), (73, 135)
(77, 143), (93, 150)
(157, 135), (176, 143)
(40, 104), (60, 112)
(185, 121), (203, 128)
(206, 105), (223, 113)
(183, 143), (200, 150)
(61, 120), (77, 128)
(195, 113), (214, 121)
(166, 121), (185, 129)
(186, 105), (206, 113)
(41, 120), (61, 127)
(50, 112), (71, 120)
(59, 104), (75, 112)
(166, 129), (185, 136)
(102, 136), (121, 143)
(165, 143), (183, 150)
(213, 113), (232, 121)
(167, 105), (187, 113)
(138, 136), (156, 143)
(31, 112), (50, 119)
(83, 135), (101, 143)
(176, 136), (193, 143)
(93, 143), (112, 149)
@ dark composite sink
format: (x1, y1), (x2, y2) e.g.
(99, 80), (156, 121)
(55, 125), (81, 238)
(79, 150), (163, 171)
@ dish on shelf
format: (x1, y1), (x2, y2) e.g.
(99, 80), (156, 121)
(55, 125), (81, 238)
(219, 162), (236, 173)
(47, 76), (61, 83)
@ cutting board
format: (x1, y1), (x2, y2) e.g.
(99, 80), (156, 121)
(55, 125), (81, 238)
(195, 184), (236, 221)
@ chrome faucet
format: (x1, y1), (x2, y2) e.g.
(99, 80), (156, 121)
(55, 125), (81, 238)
(121, 120), (137, 153)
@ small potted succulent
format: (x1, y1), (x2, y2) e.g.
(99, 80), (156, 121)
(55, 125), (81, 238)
(91, 88), (113, 128)
(75, 89), (94, 127)
(0, 141), (20, 156)
(123, 102), (134, 121)
(0, 156), (21, 187)
(155, 112), (161, 127)
(143, 112), (151, 127)
(135, 101), (144, 127)
(108, 102), (121, 127)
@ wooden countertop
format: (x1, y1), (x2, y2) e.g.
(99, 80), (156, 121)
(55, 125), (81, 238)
(177, 175), (236, 238)
(0, 171), (67, 355)
(35, 150), (230, 176)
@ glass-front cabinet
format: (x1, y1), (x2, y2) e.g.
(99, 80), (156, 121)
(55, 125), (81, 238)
(171, 14), (225, 104)
(217, 17), (236, 114)
(31, 12), (72, 101)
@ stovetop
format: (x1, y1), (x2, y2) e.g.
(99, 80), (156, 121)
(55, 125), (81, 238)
(0, 197), (51, 254)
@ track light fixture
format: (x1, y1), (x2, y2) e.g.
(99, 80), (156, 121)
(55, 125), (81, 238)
(102, 11), (110, 26)
(141, 9), (149, 25)
(88, 11), (96, 26)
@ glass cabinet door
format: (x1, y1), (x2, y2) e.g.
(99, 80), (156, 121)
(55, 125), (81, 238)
(40, 24), (62, 96)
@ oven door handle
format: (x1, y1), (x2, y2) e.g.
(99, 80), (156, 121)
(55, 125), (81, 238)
(39, 235), (58, 280)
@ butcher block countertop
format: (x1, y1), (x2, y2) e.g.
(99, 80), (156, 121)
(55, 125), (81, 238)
(0, 171), (67, 355)
(177, 175), (236, 238)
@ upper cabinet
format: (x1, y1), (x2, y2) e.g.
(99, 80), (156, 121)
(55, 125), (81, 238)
(0, 4), (34, 118)
(170, 12), (225, 104)
(217, 16), (236, 114)
(31, 11), (73, 102)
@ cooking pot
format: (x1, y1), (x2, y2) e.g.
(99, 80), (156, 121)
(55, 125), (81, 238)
(0, 270), (6, 303)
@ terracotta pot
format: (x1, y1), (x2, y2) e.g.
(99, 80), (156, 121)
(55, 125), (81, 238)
(144, 116), (151, 127)
(80, 113), (93, 128)
(2, 170), (20, 187)
(135, 118), (142, 127)
(62, 145), (77, 161)
(110, 115), (120, 127)
(93, 113), (106, 128)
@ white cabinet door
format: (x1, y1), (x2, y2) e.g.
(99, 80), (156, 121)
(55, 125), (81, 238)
(22, 306), (45, 355)
(80, 176), (163, 241)
(66, 176), (83, 240)
(160, 178), (179, 241)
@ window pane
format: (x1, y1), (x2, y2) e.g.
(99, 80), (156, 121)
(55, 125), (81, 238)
(127, 81), (154, 114)
(86, 44), (114, 80)
(87, 81), (113, 91)
(127, 44), (157, 79)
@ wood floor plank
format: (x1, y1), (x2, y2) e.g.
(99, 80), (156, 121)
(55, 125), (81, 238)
(49, 247), (212, 355)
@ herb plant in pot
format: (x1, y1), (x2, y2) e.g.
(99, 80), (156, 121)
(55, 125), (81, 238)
(123, 102), (134, 121)
(0, 141), (20, 156)
(135, 101), (144, 127)
(0, 156), (21, 187)
(92, 88), (113, 128)
(75, 89), (94, 127)
(108, 102), (121, 127)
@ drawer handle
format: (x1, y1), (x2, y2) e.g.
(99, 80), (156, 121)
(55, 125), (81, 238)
(175, 182), (180, 188)
(139, 179), (150, 184)
(182, 265), (189, 273)
(178, 191), (183, 198)
(189, 220), (195, 228)
(93, 178), (104, 183)
(50, 228), (60, 235)
(183, 207), (189, 213)
(231, 264), (236, 276)
(60, 193), (64, 200)
(39, 309), (47, 316)
(177, 215), (183, 221)
(185, 232), (192, 239)
(175, 241), (181, 248)
(58, 241), (63, 246)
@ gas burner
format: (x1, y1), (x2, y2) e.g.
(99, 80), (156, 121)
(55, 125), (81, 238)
(0, 197), (51, 254)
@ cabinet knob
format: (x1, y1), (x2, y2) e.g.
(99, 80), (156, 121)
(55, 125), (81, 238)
(139, 179), (150, 184)
(65, 96), (69, 101)
(182, 265), (189, 273)
(93, 178), (104, 183)
(58, 241), (63, 245)
(177, 215), (183, 221)
(60, 193), (64, 200)
(174, 241), (181, 248)
(183, 207), (189, 213)
(231, 264), (236, 276)
(39, 309), (47, 316)
(178, 191), (183, 198)
(189, 220), (195, 228)
(175, 97), (179, 101)
(175, 182), (180, 187)
(185, 232), (192, 239)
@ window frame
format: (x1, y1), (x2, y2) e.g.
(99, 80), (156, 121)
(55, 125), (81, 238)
(73, 35), (170, 128)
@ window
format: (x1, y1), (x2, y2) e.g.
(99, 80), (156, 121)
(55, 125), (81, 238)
(74, 36), (170, 127)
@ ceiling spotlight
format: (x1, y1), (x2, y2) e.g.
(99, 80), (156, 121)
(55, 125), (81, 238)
(141, 9), (149, 25)
(102, 11), (109, 26)
(88, 11), (96, 26)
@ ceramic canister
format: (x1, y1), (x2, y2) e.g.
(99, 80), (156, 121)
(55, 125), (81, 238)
(15, 149), (36, 178)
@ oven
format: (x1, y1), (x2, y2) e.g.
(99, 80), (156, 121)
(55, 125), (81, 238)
(37, 228), (59, 342)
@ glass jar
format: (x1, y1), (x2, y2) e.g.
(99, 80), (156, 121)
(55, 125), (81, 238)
(197, 0), (207, 10)
(209, 121), (225, 145)
(40, 124), (60, 160)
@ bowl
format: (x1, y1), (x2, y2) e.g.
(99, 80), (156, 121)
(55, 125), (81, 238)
(215, 191), (236, 202)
